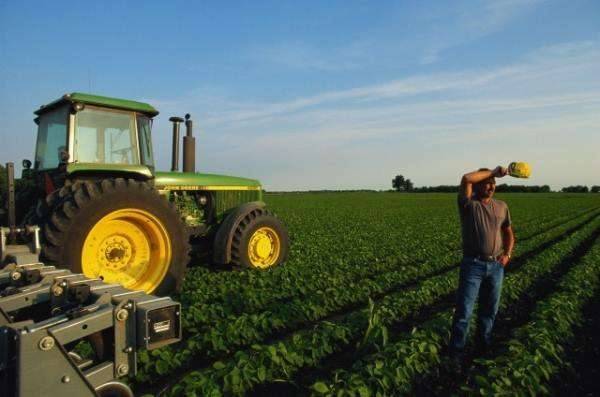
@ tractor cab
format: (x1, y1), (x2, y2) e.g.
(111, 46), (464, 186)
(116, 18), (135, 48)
(33, 93), (157, 174)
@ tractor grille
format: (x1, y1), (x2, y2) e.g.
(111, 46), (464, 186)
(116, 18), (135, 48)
(215, 190), (262, 217)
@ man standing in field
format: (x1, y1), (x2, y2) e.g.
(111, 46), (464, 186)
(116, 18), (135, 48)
(449, 166), (515, 360)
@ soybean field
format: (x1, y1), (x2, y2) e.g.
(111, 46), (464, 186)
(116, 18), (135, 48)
(134, 193), (600, 396)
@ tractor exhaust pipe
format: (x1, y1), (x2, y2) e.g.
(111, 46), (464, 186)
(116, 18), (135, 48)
(183, 113), (195, 173)
(169, 117), (184, 171)
(6, 162), (16, 244)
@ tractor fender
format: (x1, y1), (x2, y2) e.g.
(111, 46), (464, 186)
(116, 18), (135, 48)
(213, 201), (267, 264)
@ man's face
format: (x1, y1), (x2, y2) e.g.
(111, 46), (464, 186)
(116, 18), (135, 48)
(475, 177), (496, 199)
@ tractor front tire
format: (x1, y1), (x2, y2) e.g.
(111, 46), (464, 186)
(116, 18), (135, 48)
(42, 178), (189, 295)
(230, 209), (289, 269)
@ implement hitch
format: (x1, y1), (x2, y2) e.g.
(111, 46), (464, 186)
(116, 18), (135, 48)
(0, 162), (42, 266)
(0, 261), (182, 397)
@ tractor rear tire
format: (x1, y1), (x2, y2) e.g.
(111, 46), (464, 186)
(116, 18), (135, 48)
(230, 208), (289, 269)
(41, 178), (189, 295)
(24, 180), (80, 226)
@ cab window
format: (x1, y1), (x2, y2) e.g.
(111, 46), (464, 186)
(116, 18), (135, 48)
(34, 105), (69, 170)
(74, 107), (139, 165)
(137, 115), (155, 168)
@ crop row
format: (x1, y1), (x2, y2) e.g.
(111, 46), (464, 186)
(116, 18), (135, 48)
(137, 247), (460, 383)
(176, 204), (594, 339)
(178, 196), (591, 312)
(134, 207), (598, 386)
(179, 203), (459, 305)
(306, 214), (600, 395)
(463, 233), (600, 395)
(173, 205), (586, 342)
(138, 246), (461, 384)
(136, 203), (586, 387)
(155, 212), (600, 395)
(308, 218), (600, 396)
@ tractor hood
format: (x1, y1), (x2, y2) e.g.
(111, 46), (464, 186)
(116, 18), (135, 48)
(154, 171), (262, 191)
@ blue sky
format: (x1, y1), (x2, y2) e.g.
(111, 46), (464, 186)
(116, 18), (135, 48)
(1, 0), (599, 190)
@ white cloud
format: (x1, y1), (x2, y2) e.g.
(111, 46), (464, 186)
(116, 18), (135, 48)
(421, 0), (544, 64)
(194, 40), (600, 129)
(461, 0), (544, 36)
(248, 0), (545, 70)
(148, 40), (600, 191)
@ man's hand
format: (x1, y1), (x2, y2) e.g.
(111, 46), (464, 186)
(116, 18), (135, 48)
(498, 255), (510, 267)
(493, 166), (508, 178)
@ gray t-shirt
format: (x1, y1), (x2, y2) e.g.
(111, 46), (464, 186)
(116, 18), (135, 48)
(458, 195), (511, 257)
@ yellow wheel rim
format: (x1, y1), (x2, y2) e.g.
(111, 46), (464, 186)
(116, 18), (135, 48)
(81, 208), (171, 293)
(247, 226), (281, 269)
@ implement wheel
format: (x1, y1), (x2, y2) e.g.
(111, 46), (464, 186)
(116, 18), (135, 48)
(230, 209), (289, 269)
(95, 381), (134, 397)
(42, 178), (189, 295)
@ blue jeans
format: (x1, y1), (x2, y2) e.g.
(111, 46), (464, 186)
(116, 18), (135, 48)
(449, 257), (504, 352)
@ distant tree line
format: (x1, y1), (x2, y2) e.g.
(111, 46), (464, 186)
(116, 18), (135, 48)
(410, 185), (459, 193)
(407, 184), (552, 193)
(496, 184), (551, 193)
(561, 185), (600, 193)
(391, 174), (599, 193)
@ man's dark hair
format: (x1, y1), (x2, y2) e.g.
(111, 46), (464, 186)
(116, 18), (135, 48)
(473, 168), (496, 197)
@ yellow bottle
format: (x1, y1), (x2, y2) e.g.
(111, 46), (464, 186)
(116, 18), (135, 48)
(508, 162), (531, 178)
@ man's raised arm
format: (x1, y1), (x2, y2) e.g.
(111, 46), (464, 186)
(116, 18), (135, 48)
(459, 166), (507, 200)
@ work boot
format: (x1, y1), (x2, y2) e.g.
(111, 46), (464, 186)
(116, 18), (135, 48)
(473, 336), (491, 357)
(449, 354), (466, 375)
(444, 346), (465, 374)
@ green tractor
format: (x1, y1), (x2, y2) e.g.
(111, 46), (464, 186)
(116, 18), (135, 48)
(9, 92), (289, 295)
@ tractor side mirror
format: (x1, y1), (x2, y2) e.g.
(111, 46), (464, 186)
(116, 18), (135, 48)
(21, 159), (33, 178)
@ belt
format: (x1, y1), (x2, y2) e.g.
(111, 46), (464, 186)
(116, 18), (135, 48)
(466, 254), (500, 262)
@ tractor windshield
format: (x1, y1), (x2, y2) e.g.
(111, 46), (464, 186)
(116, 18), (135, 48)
(34, 105), (69, 170)
(74, 106), (140, 165)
